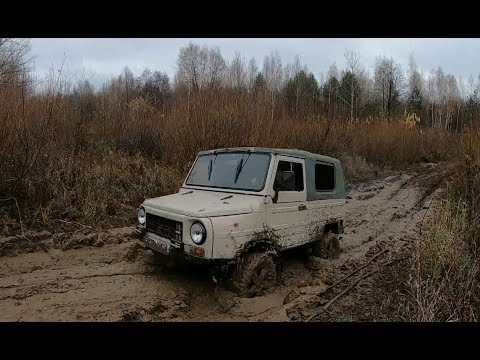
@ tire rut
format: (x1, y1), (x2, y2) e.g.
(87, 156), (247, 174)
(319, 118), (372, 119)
(0, 166), (447, 322)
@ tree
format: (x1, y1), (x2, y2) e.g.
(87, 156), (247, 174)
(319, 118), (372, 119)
(283, 70), (319, 113)
(246, 58), (258, 91)
(206, 47), (226, 88)
(322, 64), (340, 117)
(73, 79), (96, 122)
(263, 50), (283, 91)
(374, 56), (404, 118)
(465, 89), (479, 129)
(338, 71), (361, 120)
(338, 51), (361, 122)
(123, 66), (136, 102)
(0, 38), (31, 82)
(138, 69), (171, 108)
(253, 72), (266, 93)
(407, 86), (425, 119)
(175, 43), (228, 91)
(406, 54), (426, 122)
(175, 42), (206, 90)
(357, 69), (376, 118)
(263, 51), (283, 119)
(445, 74), (461, 130)
(408, 54), (424, 97)
(229, 51), (246, 89)
(283, 55), (305, 84)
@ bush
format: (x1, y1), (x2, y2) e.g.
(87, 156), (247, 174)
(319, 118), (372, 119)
(399, 130), (480, 321)
(0, 83), (457, 236)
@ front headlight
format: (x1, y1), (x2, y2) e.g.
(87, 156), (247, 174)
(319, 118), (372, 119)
(190, 222), (206, 245)
(138, 207), (146, 225)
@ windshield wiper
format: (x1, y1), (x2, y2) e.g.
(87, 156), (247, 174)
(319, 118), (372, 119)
(234, 153), (251, 183)
(208, 153), (218, 181)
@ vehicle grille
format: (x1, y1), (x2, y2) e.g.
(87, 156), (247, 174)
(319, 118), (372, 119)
(146, 213), (182, 242)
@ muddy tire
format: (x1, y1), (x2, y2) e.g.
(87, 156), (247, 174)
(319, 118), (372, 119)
(312, 232), (340, 259)
(231, 250), (279, 298)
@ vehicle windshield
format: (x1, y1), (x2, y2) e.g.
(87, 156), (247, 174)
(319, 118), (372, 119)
(185, 152), (271, 192)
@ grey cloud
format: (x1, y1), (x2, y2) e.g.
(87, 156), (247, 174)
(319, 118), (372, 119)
(29, 38), (480, 89)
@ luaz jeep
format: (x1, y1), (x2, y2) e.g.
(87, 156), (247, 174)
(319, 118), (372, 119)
(136, 147), (346, 296)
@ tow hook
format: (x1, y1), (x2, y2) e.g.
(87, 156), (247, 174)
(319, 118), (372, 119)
(135, 226), (145, 238)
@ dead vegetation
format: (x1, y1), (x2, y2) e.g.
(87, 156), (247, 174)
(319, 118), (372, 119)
(392, 131), (480, 321)
(0, 82), (456, 236)
(2, 39), (480, 322)
(0, 40), (459, 236)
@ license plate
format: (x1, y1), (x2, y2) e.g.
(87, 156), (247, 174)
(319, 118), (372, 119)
(144, 233), (171, 255)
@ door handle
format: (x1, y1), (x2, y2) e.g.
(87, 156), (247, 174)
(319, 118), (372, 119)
(298, 204), (307, 211)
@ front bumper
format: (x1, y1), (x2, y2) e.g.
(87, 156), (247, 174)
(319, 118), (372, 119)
(136, 225), (210, 263)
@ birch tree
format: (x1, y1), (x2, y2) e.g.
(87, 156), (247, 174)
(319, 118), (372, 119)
(338, 51), (361, 122)
(262, 51), (283, 119)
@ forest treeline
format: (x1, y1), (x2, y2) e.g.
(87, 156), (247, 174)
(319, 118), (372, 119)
(64, 42), (480, 131)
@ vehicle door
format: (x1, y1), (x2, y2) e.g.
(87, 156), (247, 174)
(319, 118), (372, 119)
(265, 156), (308, 249)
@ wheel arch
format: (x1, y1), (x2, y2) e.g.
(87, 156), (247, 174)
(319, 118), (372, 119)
(323, 219), (344, 234)
(236, 227), (282, 258)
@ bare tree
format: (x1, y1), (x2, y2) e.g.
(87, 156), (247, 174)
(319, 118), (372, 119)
(374, 56), (404, 118)
(176, 43), (228, 91)
(0, 38), (31, 82)
(357, 68), (374, 116)
(123, 66), (135, 102)
(284, 55), (304, 83)
(263, 51), (283, 119)
(408, 53), (424, 96)
(73, 77), (96, 123)
(445, 74), (461, 130)
(137, 68), (171, 108)
(229, 51), (246, 89)
(206, 47), (226, 89)
(246, 58), (258, 91)
(338, 51), (361, 122)
(175, 43), (204, 90)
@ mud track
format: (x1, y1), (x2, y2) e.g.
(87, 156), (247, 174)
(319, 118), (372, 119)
(0, 164), (448, 322)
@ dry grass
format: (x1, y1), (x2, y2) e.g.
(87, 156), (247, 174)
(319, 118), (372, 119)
(0, 149), (184, 235)
(0, 84), (457, 236)
(393, 131), (480, 322)
(399, 200), (480, 321)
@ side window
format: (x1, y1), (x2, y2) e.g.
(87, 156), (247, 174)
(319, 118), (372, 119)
(274, 160), (304, 192)
(315, 163), (335, 191)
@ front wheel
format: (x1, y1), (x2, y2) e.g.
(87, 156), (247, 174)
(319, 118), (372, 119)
(312, 232), (340, 259)
(231, 250), (279, 297)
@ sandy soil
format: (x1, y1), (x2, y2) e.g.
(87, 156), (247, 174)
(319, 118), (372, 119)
(0, 164), (447, 322)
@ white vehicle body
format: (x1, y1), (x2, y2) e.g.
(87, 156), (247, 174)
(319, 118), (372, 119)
(136, 148), (346, 263)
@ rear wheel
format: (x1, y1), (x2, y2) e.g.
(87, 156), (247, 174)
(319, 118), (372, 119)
(232, 250), (279, 297)
(312, 232), (340, 259)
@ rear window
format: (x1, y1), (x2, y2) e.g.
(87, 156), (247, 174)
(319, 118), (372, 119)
(315, 163), (335, 191)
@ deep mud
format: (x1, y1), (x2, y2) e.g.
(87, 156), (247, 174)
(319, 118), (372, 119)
(0, 164), (448, 322)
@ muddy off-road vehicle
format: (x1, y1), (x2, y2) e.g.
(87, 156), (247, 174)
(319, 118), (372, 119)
(136, 147), (346, 296)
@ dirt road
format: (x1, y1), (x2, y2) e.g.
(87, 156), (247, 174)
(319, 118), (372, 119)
(0, 165), (446, 322)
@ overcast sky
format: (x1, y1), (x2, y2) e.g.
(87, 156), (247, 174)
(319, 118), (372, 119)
(29, 38), (480, 89)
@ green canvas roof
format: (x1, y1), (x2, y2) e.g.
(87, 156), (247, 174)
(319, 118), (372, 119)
(197, 147), (340, 165)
